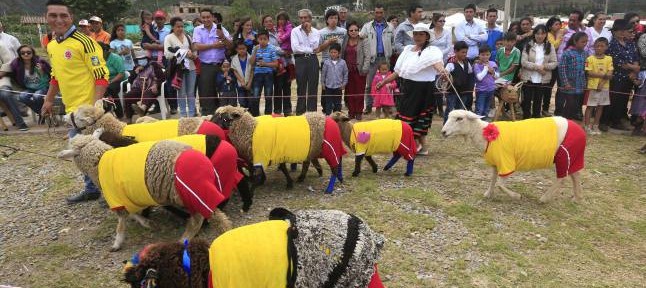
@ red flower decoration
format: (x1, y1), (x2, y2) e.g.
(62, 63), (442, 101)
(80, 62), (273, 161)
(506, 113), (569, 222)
(482, 123), (500, 142)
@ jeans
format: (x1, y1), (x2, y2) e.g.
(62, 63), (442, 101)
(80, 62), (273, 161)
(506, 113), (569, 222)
(68, 128), (100, 193)
(18, 89), (47, 116)
(237, 87), (252, 112)
(0, 86), (27, 126)
(444, 92), (473, 123)
(323, 87), (342, 115)
(253, 72), (274, 116)
(475, 90), (495, 117)
(176, 70), (197, 117)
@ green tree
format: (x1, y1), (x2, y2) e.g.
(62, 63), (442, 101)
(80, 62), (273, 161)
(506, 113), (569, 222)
(230, 0), (254, 20)
(66, 0), (131, 24)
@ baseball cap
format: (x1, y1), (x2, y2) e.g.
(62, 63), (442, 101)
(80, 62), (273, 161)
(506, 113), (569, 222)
(153, 10), (166, 19)
(78, 19), (89, 26)
(89, 16), (102, 23)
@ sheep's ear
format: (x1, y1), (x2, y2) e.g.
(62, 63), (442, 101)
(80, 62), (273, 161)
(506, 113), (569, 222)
(58, 149), (79, 159)
(466, 111), (483, 120)
(94, 100), (104, 109)
(92, 128), (105, 139)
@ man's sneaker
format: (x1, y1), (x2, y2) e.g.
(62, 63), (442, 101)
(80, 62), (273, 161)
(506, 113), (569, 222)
(66, 190), (101, 204)
(585, 126), (594, 135)
(18, 123), (29, 131)
(592, 126), (602, 135)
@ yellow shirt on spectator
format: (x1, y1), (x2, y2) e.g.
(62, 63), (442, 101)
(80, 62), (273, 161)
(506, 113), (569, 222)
(47, 29), (109, 113)
(585, 55), (613, 89)
(252, 116), (310, 167)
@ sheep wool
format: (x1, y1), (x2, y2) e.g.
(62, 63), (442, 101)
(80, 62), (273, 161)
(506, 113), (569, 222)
(350, 119), (403, 156)
(99, 141), (159, 213)
(209, 220), (290, 287)
(252, 115), (311, 167)
(484, 118), (558, 176)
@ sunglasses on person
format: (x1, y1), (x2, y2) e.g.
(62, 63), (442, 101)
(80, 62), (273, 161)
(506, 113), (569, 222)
(20, 51), (33, 56)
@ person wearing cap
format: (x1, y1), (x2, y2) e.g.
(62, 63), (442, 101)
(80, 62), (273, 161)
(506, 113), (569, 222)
(359, 4), (394, 115)
(193, 8), (233, 115)
(89, 16), (111, 44)
(42, 0), (109, 203)
(599, 19), (640, 131)
(125, 48), (165, 120)
(454, 3), (488, 62)
(374, 23), (447, 155)
(78, 19), (91, 36)
(0, 21), (21, 59)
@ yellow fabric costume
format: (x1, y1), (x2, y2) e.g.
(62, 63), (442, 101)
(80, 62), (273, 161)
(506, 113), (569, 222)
(121, 120), (180, 142)
(167, 135), (207, 154)
(350, 119), (402, 156)
(99, 141), (159, 213)
(252, 116), (311, 167)
(484, 118), (559, 176)
(209, 220), (289, 288)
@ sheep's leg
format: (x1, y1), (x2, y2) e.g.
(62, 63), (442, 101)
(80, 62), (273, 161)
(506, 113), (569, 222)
(130, 213), (152, 229)
(297, 161), (310, 182)
(484, 167), (498, 198)
(497, 177), (521, 200)
(252, 166), (265, 188)
(365, 156), (378, 173)
(237, 175), (254, 212)
(405, 158), (414, 176)
(539, 177), (565, 203)
(210, 209), (232, 235)
(336, 161), (343, 183)
(110, 210), (129, 252)
(383, 153), (401, 171)
(312, 158), (324, 176)
(181, 214), (205, 241)
(279, 163), (294, 189)
(352, 155), (364, 177)
(325, 166), (339, 194)
(570, 172), (583, 203)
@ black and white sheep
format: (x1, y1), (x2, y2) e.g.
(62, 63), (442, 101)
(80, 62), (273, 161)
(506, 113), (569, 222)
(123, 208), (385, 288)
(58, 129), (232, 251)
(331, 111), (417, 177)
(441, 110), (586, 202)
(213, 106), (346, 193)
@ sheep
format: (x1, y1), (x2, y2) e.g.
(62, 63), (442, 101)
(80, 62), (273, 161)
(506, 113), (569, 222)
(331, 111), (417, 177)
(213, 106), (346, 193)
(58, 129), (232, 251)
(441, 110), (586, 202)
(123, 208), (385, 288)
(67, 104), (226, 146)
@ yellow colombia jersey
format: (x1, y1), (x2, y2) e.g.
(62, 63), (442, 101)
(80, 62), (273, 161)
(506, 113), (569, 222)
(210, 220), (289, 288)
(484, 118), (559, 176)
(121, 120), (180, 142)
(252, 116), (310, 167)
(350, 119), (402, 156)
(47, 30), (109, 113)
(98, 141), (159, 213)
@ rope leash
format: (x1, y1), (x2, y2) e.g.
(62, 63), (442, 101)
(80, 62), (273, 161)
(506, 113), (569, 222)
(0, 143), (71, 162)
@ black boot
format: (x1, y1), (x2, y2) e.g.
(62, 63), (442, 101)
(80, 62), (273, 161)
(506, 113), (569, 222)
(66, 190), (100, 204)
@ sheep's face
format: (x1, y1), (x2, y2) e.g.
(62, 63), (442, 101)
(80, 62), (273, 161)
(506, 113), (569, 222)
(213, 106), (247, 130)
(441, 110), (482, 138)
(330, 111), (350, 123)
(57, 129), (106, 160)
(66, 104), (104, 131)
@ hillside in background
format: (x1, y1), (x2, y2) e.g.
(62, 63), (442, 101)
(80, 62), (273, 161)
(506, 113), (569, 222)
(1, 0), (644, 20)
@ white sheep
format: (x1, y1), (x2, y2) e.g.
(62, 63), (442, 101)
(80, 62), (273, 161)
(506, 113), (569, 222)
(441, 110), (586, 202)
(58, 129), (232, 251)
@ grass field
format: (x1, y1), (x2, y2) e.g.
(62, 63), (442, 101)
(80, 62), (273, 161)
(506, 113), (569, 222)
(0, 124), (644, 287)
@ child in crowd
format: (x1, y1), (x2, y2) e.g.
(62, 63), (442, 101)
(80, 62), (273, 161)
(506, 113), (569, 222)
(321, 43), (348, 115)
(231, 41), (253, 112)
(558, 32), (589, 120)
(216, 60), (239, 107)
(276, 11), (295, 79)
(370, 61), (397, 118)
(474, 45), (499, 119)
(140, 10), (159, 59)
(443, 41), (474, 123)
(496, 32), (520, 82)
(250, 30), (278, 116)
(584, 37), (613, 134)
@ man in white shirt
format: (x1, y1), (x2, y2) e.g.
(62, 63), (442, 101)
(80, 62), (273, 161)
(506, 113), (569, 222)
(0, 21), (21, 59)
(291, 9), (335, 114)
(454, 4), (488, 61)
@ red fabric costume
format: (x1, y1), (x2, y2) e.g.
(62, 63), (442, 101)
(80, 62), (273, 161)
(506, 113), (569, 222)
(174, 149), (226, 218)
(553, 120), (586, 178)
